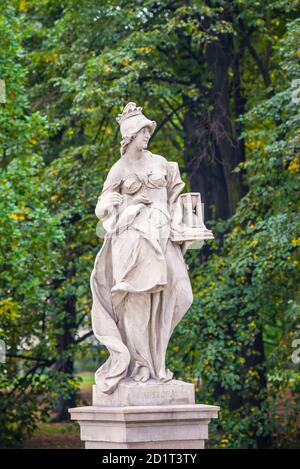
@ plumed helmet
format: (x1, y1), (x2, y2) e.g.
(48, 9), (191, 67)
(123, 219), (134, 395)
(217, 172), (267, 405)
(116, 102), (156, 138)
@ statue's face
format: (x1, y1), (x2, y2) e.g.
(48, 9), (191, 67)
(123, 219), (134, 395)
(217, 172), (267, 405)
(134, 126), (151, 151)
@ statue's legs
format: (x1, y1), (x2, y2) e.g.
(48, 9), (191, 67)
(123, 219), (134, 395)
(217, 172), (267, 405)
(118, 291), (156, 382)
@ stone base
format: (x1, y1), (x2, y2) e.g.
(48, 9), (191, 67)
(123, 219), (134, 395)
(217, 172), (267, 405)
(92, 378), (195, 407)
(69, 404), (219, 449)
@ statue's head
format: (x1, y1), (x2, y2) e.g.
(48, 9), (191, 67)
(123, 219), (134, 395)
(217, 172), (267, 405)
(116, 102), (156, 156)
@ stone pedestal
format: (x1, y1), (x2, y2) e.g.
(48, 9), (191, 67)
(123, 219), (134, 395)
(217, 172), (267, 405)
(69, 403), (219, 449)
(69, 378), (219, 449)
(69, 382), (219, 449)
(93, 378), (195, 407)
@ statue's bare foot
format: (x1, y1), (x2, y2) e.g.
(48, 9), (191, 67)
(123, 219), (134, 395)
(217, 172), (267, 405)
(132, 366), (150, 383)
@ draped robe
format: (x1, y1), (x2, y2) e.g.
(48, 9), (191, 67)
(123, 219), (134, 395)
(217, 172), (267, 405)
(90, 152), (193, 394)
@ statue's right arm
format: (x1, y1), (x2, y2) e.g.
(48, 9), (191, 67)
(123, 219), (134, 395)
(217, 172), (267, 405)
(95, 163), (123, 221)
(95, 191), (123, 220)
(95, 196), (109, 220)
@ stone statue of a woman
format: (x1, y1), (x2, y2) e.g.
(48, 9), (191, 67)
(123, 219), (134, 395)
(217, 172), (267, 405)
(90, 102), (212, 395)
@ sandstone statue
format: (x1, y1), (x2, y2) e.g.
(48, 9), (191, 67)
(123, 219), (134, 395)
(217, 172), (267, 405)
(91, 102), (213, 394)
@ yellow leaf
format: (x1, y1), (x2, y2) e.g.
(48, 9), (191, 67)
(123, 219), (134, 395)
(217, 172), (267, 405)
(19, 0), (28, 12)
(28, 135), (37, 145)
(8, 91), (16, 100)
(0, 298), (20, 320)
(42, 53), (59, 63)
(287, 158), (299, 173)
(137, 47), (153, 54)
(10, 213), (25, 221)
(291, 238), (300, 247)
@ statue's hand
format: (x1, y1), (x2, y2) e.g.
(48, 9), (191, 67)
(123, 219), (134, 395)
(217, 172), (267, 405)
(132, 194), (151, 205)
(95, 191), (123, 219)
(106, 192), (123, 207)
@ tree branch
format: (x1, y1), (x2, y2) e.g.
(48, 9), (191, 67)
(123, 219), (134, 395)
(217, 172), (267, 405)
(154, 102), (187, 135)
(75, 330), (93, 344)
(137, 75), (190, 86)
(5, 353), (52, 365)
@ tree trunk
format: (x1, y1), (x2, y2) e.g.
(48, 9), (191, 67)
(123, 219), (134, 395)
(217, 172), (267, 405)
(183, 102), (231, 221)
(206, 35), (246, 217)
(52, 279), (77, 422)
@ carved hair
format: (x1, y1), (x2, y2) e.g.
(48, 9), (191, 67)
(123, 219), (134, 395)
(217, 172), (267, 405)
(120, 132), (138, 157)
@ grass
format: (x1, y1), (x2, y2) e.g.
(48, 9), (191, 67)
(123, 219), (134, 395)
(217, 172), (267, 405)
(77, 371), (94, 387)
(22, 372), (94, 449)
(23, 422), (83, 449)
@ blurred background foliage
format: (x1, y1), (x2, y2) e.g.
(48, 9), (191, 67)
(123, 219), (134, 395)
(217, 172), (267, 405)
(0, 0), (299, 448)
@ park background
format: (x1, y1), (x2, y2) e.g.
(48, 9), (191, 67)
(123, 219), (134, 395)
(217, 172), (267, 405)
(0, 0), (299, 449)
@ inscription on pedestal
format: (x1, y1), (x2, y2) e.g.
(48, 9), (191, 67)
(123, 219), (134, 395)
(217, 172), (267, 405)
(93, 379), (195, 407)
